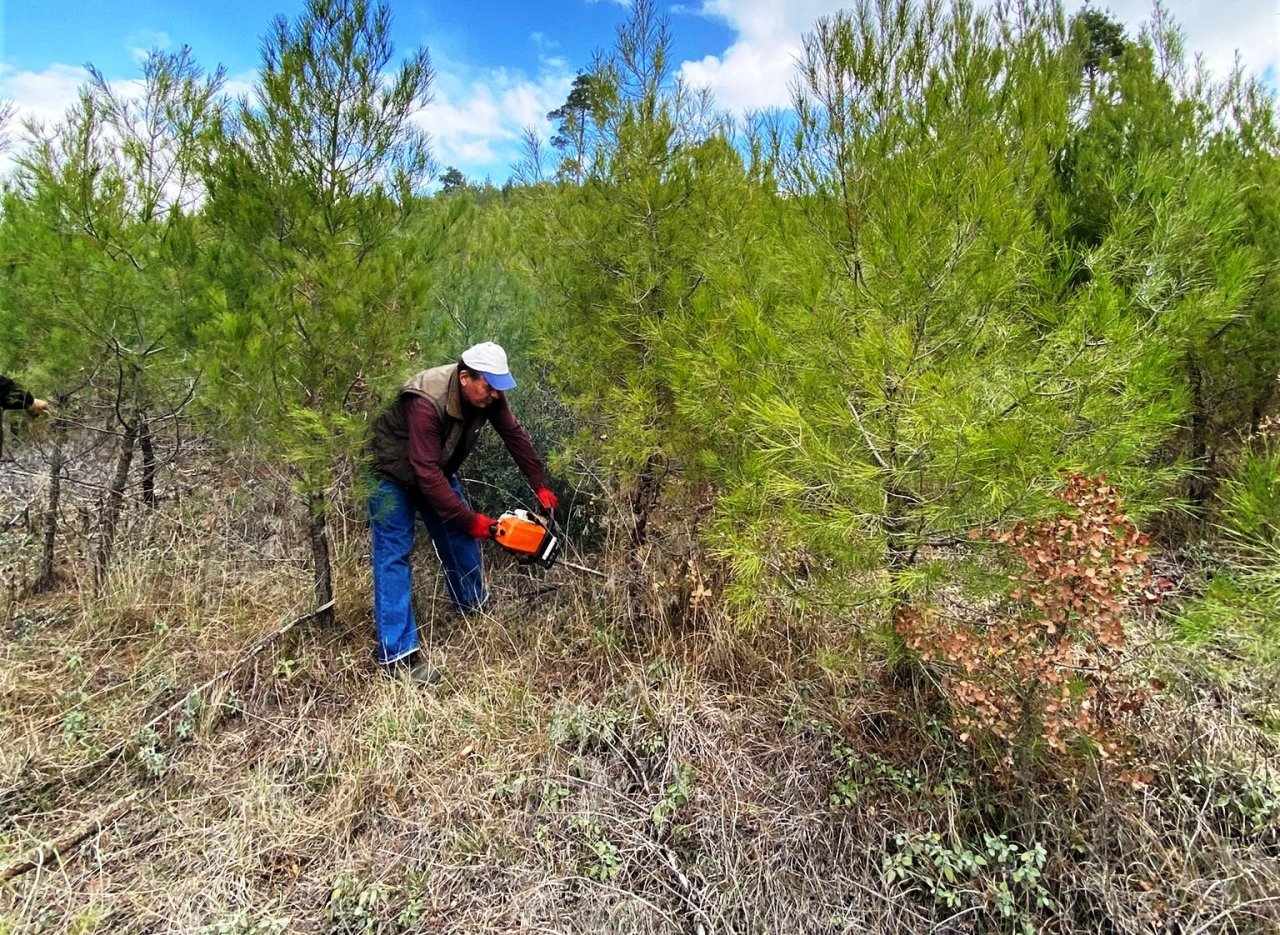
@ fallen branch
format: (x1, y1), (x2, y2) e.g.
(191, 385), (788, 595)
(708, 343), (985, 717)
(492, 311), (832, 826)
(562, 559), (608, 579)
(158, 598), (336, 732)
(0, 791), (142, 884)
(0, 600), (336, 824)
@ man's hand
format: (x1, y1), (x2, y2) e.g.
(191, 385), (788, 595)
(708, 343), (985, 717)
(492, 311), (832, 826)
(468, 513), (497, 539)
(535, 487), (558, 512)
(28, 398), (48, 414)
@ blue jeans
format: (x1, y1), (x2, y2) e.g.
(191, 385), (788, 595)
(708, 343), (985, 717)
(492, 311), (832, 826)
(368, 477), (486, 665)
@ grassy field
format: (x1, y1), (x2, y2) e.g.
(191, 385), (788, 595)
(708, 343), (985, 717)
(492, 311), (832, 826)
(1, 445), (1278, 934)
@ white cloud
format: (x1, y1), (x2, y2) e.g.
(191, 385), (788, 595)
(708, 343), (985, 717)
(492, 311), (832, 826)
(128, 30), (173, 64)
(0, 63), (89, 132)
(678, 0), (1279, 115)
(0, 63), (246, 184)
(416, 59), (573, 179)
(0, 52), (230, 140)
(0, 53), (571, 187)
(530, 31), (559, 51)
(0, 63), (92, 178)
(0, 61), (245, 141)
(678, 1), (845, 112)
(222, 71), (257, 104)
(1098, 1), (1278, 85)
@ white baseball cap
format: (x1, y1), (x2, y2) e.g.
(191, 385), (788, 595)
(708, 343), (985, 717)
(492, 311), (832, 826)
(461, 341), (516, 391)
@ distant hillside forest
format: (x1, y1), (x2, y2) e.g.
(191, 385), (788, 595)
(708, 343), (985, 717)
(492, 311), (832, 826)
(2, 0), (1278, 932)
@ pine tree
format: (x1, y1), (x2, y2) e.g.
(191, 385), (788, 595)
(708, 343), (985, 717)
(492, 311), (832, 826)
(1054, 8), (1267, 517)
(200, 0), (435, 620)
(534, 0), (750, 546)
(532, 0), (1269, 644)
(0, 48), (223, 587)
(727, 0), (1258, 624)
(546, 71), (607, 182)
(86, 49), (225, 577)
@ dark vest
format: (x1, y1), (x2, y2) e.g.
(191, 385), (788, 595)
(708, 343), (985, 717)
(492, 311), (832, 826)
(369, 365), (487, 488)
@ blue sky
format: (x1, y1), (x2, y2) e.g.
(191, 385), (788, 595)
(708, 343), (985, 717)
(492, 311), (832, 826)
(0, 1), (733, 88)
(2, 1), (1276, 184)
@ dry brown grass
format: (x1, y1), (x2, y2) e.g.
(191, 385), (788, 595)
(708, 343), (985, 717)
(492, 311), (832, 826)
(2, 452), (1278, 934)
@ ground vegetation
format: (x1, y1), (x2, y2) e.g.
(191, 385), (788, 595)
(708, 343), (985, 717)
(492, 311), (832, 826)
(1, 1), (1277, 931)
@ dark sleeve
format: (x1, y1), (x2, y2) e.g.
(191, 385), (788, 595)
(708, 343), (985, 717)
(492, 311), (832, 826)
(489, 395), (547, 490)
(0, 376), (34, 411)
(406, 395), (475, 529)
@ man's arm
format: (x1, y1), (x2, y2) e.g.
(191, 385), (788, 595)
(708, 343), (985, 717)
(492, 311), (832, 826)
(488, 395), (547, 491)
(406, 395), (478, 529)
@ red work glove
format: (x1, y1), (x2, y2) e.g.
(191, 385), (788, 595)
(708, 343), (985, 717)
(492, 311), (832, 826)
(535, 487), (558, 512)
(468, 513), (497, 539)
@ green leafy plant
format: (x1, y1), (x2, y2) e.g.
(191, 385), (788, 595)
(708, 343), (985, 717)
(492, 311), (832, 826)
(1174, 760), (1280, 840)
(327, 875), (391, 934)
(652, 762), (696, 830)
(883, 830), (1053, 932)
(829, 747), (926, 808)
(60, 701), (89, 746)
(549, 702), (625, 753)
(174, 690), (203, 741)
(575, 818), (623, 882)
(199, 912), (291, 935)
(133, 728), (167, 779)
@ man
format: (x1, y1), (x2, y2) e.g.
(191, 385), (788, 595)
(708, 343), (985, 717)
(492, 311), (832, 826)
(0, 376), (49, 460)
(367, 342), (558, 683)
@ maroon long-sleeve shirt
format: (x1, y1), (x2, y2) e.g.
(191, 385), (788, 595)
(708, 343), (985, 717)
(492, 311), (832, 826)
(406, 393), (546, 529)
(0, 376), (35, 411)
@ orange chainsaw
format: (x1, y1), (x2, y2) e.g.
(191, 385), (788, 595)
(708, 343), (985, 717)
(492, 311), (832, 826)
(493, 509), (561, 568)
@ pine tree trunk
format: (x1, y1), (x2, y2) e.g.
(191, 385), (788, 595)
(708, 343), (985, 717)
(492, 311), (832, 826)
(629, 452), (664, 548)
(139, 412), (157, 508)
(1188, 361), (1210, 512)
(94, 417), (138, 589)
(307, 492), (335, 625)
(34, 418), (67, 594)
(1016, 678), (1039, 829)
(882, 379), (914, 579)
(883, 442), (919, 683)
(629, 384), (673, 548)
(883, 484), (913, 574)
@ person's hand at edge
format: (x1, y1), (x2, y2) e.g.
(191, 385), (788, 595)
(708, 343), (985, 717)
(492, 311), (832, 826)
(535, 487), (558, 512)
(28, 399), (48, 414)
(468, 513), (497, 539)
